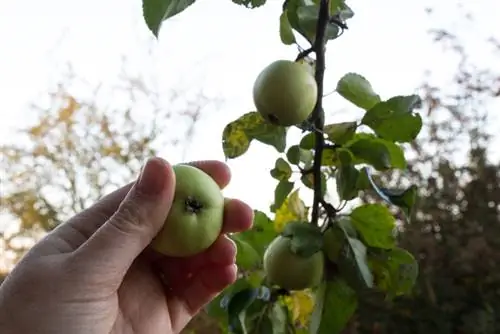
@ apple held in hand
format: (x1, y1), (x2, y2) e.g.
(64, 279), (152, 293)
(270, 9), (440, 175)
(263, 235), (324, 291)
(151, 164), (225, 257)
(253, 59), (318, 127)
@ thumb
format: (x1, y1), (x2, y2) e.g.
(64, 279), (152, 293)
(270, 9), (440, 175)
(75, 157), (175, 276)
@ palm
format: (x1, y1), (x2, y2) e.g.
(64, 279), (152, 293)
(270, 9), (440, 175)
(111, 246), (234, 334)
(112, 256), (176, 334)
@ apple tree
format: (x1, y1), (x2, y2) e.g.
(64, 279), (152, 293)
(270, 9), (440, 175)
(142, 0), (424, 333)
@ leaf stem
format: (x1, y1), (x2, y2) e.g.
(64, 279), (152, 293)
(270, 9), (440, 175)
(310, 0), (330, 226)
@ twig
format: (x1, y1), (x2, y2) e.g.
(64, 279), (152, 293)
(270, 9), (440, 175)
(320, 198), (338, 217)
(295, 47), (314, 62)
(324, 143), (340, 150)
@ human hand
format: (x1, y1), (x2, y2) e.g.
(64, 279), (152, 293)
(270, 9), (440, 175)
(0, 158), (253, 334)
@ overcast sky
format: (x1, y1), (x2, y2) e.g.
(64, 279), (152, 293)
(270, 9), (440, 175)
(1, 0), (499, 216)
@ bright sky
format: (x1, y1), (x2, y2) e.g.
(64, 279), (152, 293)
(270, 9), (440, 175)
(1, 0), (499, 216)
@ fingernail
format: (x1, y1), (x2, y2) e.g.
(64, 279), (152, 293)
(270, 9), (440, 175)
(137, 158), (166, 195)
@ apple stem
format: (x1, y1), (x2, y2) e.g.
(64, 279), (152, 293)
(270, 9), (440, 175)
(310, 0), (331, 227)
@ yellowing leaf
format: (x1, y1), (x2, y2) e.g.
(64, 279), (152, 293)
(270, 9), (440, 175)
(28, 124), (46, 137)
(282, 289), (315, 327)
(222, 111), (286, 159)
(273, 189), (309, 232)
(58, 95), (79, 123)
(288, 189), (308, 220)
(32, 144), (49, 157)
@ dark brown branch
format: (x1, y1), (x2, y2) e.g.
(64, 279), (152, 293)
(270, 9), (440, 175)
(310, 0), (331, 226)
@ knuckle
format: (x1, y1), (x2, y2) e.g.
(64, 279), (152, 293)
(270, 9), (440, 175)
(110, 200), (145, 233)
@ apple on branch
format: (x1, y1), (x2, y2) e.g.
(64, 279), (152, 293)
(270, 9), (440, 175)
(253, 59), (318, 127)
(263, 235), (324, 291)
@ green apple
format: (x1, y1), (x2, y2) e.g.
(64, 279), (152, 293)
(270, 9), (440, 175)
(323, 227), (343, 263)
(263, 235), (324, 291)
(253, 59), (318, 126)
(150, 164), (225, 257)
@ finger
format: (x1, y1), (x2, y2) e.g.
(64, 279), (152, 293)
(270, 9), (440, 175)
(157, 235), (236, 277)
(185, 160), (231, 189)
(73, 157), (176, 278)
(222, 199), (254, 234)
(46, 160), (232, 253)
(182, 264), (238, 315)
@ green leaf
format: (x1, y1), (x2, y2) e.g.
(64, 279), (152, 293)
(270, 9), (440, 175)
(286, 145), (300, 165)
(336, 2), (355, 20)
(336, 148), (353, 165)
(315, 0), (354, 19)
(283, 0), (302, 37)
(336, 164), (360, 201)
(301, 172), (327, 196)
(269, 302), (289, 334)
(346, 133), (406, 170)
(309, 279), (358, 334)
(338, 217), (358, 238)
(323, 226), (344, 263)
(231, 234), (261, 270)
(234, 210), (278, 259)
(231, 0), (266, 9)
(282, 221), (323, 257)
(248, 270), (268, 288)
(286, 145), (314, 167)
(386, 94), (422, 113)
(243, 299), (273, 333)
(295, 5), (341, 43)
(227, 288), (260, 333)
(206, 278), (253, 328)
(328, 0), (345, 15)
(274, 180), (294, 210)
(336, 73), (381, 110)
(324, 122), (357, 144)
(369, 247), (419, 298)
(142, 0), (196, 38)
(382, 185), (418, 218)
(355, 167), (371, 190)
(222, 112), (287, 159)
(325, 221), (373, 291)
(299, 132), (316, 150)
(279, 10), (296, 45)
(350, 204), (397, 249)
(361, 95), (423, 143)
(323, 217), (359, 264)
(347, 138), (391, 170)
(364, 168), (418, 219)
(338, 235), (374, 291)
(270, 158), (293, 181)
(244, 301), (288, 334)
(321, 146), (339, 166)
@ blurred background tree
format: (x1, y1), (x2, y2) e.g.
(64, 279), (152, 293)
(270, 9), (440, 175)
(0, 59), (221, 271)
(348, 6), (500, 334)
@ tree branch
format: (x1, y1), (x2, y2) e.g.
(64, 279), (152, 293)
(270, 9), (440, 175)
(310, 0), (330, 226)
